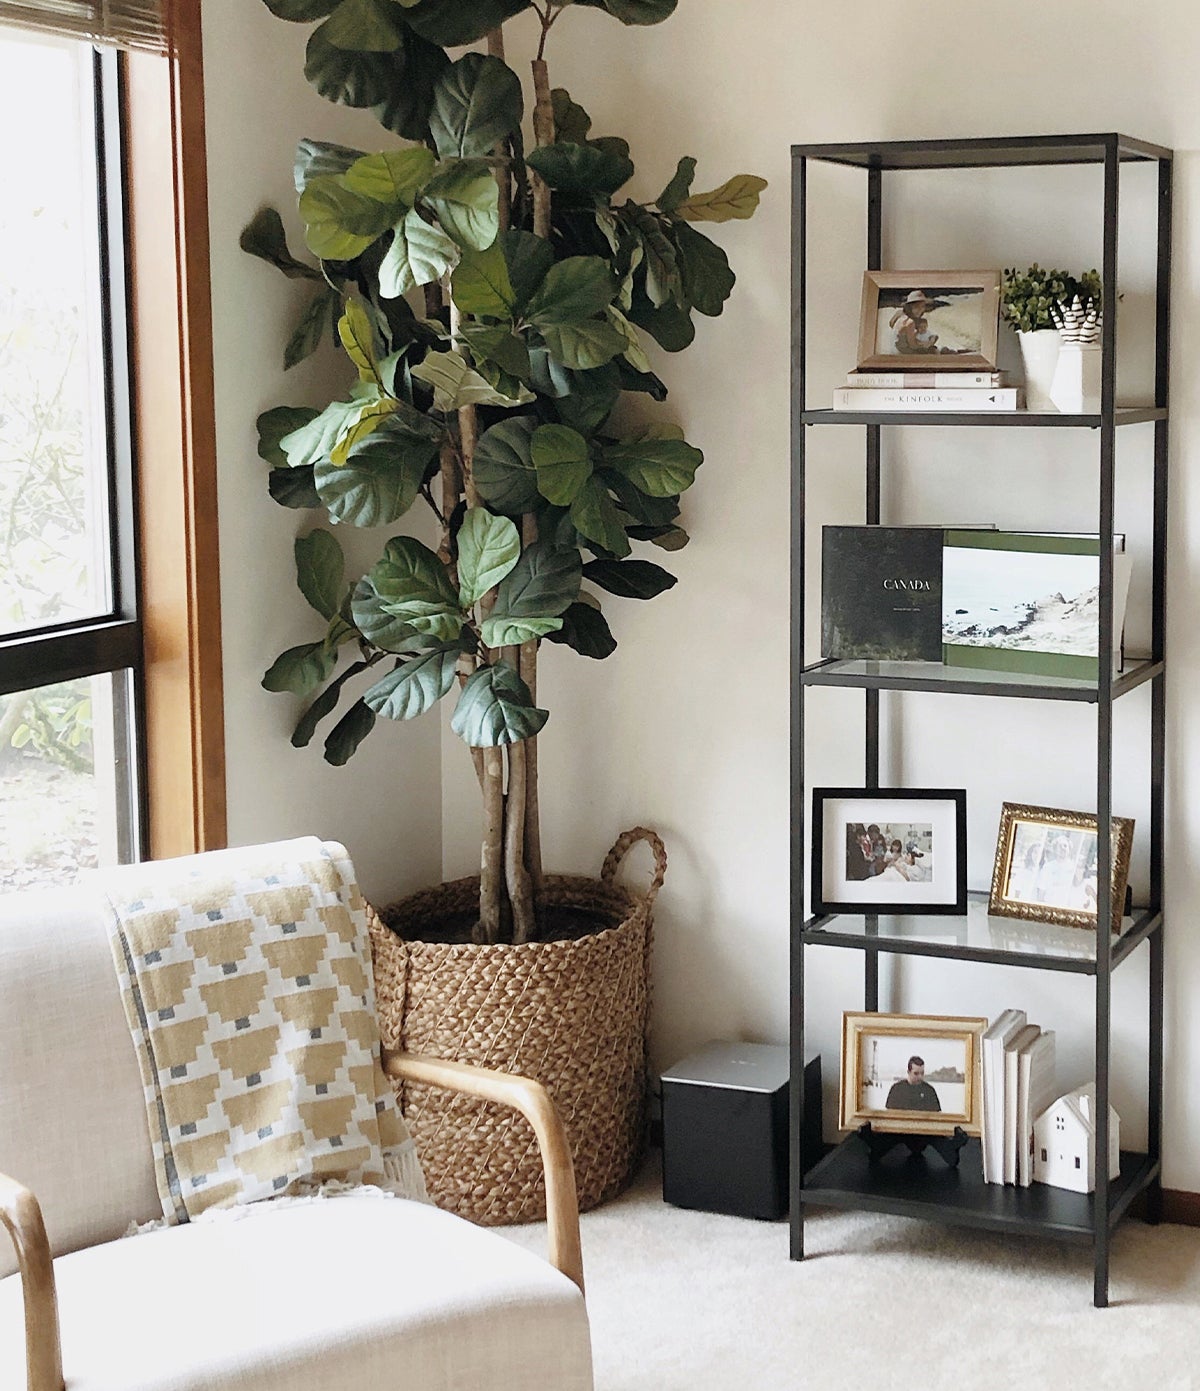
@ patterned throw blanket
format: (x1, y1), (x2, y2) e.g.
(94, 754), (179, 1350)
(97, 837), (425, 1223)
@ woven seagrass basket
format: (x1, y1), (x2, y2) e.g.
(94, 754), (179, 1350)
(368, 826), (666, 1226)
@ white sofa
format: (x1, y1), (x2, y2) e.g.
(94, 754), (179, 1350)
(0, 856), (594, 1391)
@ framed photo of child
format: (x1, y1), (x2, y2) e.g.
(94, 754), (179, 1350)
(856, 270), (1002, 371)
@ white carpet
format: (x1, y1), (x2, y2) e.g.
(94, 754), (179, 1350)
(504, 1153), (1200, 1391)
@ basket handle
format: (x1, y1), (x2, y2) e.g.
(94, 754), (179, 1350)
(601, 827), (667, 908)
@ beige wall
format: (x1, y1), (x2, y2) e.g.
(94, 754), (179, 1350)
(202, 0), (442, 906)
(205, 0), (1200, 1190)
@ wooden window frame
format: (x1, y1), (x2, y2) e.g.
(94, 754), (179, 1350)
(123, 0), (225, 857)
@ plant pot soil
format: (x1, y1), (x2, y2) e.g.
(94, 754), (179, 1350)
(369, 827), (666, 1226)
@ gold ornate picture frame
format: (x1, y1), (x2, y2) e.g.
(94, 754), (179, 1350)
(988, 801), (1134, 933)
(856, 270), (1001, 371)
(839, 1012), (985, 1137)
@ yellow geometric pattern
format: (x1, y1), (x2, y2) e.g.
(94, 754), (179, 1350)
(98, 839), (425, 1223)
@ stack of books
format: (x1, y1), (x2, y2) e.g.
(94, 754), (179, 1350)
(981, 1009), (1057, 1186)
(833, 369), (1023, 413)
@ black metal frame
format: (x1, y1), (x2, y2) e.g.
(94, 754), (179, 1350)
(810, 786), (967, 916)
(0, 44), (145, 862)
(788, 133), (1171, 1309)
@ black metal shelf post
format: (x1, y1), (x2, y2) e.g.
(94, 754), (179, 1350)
(788, 133), (1171, 1307)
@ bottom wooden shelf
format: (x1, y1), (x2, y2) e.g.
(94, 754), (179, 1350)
(801, 1136), (1158, 1242)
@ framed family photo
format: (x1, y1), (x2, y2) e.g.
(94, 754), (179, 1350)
(988, 801), (1135, 933)
(857, 270), (1001, 371)
(811, 787), (968, 916)
(839, 1012), (986, 1137)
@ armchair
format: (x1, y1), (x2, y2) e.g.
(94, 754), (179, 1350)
(0, 844), (592, 1391)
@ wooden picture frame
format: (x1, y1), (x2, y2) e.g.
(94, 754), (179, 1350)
(811, 787), (968, 916)
(988, 801), (1135, 933)
(839, 1012), (986, 1137)
(857, 270), (1001, 371)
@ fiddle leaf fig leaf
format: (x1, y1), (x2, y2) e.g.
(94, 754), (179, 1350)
(294, 139), (365, 194)
(323, 699), (376, 765)
(483, 541), (581, 647)
(457, 508), (521, 607)
(672, 221), (735, 317)
(412, 350), (533, 411)
(628, 522), (689, 551)
(422, 159), (500, 251)
(305, 22), (396, 108)
(583, 557), (676, 599)
(525, 141), (634, 199)
(570, 474), (631, 557)
(363, 645), (460, 720)
(457, 324), (530, 380)
(501, 229), (555, 312)
(531, 423), (592, 505)
(368, 535), (463, 641)
(314, 419), (436, 527)
(262, 641), (337, 696)
(240, 207), (323, 280)
(329, 396), (398, 464)
(525, 255), (617, 326)
(628, 293), (695, 351)
(291, 663), (365, 749)
(606, 306), (652, 373)
(343, 146), (436, 207)
(657, 155), (696, 214)
(451, 661), (549, 747)
(371, 29), (448, 143)
(402, 0), (532, 47)
(268, 465), (322, 509)
(545, 600), (618, 659)
(602, 436), (703, 496)
(379, 208), (459, 298)
(551, 87), (592, 145)
(258, 406), (320, 467)
(295, 528), (345, 620)
(320, 0), (403, 52)
(451, 242), (517, 318)
(338, 297), (379, 379)
(351, 575), (424, 653)
(298, 174), (392, 260)
(539, 319), (626, 371)
(264, 0), (338, 19)
(285, 287), (341, 370)
(673, 173), (767, 223)
(572, 0), (677, 22)
(430, 52), (523, 160)
(280, 397), (364, 468)
(472, 416), (540, 514)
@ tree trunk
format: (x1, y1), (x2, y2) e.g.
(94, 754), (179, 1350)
(487, 27), (511, 234)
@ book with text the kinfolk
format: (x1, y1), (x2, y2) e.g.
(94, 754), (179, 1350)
(1017, 1030), (1057, 1187)
(1004, 1023), (1041, 1184)
(981, 1009), (1027, 1185)
(845, 370), (1007, 389)
(832, 387), (1023, 411)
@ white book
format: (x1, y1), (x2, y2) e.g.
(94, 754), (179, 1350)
(845, 370), (1006, 389)
(832, 387), (1024, 412)
(1018, 1030), (1056, 1187)
(981, 1009), (1026, 1184)
(1004, 1024), (1041, 1184)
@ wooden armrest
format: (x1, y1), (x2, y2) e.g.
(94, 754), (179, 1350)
(0, 1172), (63, 1391)
(382, 1051), (584, 1294)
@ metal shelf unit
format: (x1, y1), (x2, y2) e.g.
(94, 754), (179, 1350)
(788, 133), (1171, 1308)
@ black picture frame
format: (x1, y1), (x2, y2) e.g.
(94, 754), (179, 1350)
(811, 787), (968, 916)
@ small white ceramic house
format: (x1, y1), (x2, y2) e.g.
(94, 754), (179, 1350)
(1032, 1085), (1120, 1194)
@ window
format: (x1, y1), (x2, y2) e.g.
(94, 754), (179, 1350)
(0, 30), (143, 890)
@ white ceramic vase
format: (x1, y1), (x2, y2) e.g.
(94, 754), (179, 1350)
(1049, 343), (1103, 414)
(1016, 328), (1062, 413)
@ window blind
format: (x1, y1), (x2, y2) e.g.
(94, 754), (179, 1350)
(0, 0), (167, 53)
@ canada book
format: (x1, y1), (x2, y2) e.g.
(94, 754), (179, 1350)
(832, 387), (1023, 411)
(845, 370), (1007, 389)
(821, 526), (945, 661)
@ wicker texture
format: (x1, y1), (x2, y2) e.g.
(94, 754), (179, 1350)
(369, 828), (666, 1226)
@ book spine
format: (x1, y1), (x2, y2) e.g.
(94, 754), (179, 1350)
(846, 371), (1004, 388)
(833, 388), (1023, 411)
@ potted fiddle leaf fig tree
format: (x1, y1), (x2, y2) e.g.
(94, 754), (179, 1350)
(243, 0), (764, 1222)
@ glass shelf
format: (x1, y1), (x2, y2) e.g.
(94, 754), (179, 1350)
(801, 893), (1161, 974)
(802, 1136), (1159, 1241)
(801, 656), (1163, 704)
(791, 134), (1171, 170)
(800, 407), (1166, 428)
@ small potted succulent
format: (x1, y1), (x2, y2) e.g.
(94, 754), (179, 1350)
(1001, 264), (1101, 411)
